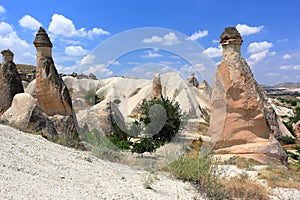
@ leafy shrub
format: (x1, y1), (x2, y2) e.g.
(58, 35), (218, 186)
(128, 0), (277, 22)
(113, 99), (121, 105)
(295, 146), (300, 154)
(140, 97), (182, 142)
(84, 89), (102, 105)
(278, 136), (296, 144)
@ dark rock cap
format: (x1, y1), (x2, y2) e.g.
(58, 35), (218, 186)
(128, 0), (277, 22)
(1, 49), (14, 56)
(33, 27), (53, 48)
(220, 27), (243, 45)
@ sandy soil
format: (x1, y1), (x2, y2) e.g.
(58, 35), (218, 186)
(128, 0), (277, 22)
(0, 125), (200, 200)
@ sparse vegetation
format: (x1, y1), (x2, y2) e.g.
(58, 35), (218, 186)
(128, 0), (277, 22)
(84, 89), (102, 105)
(258, 165), (300, 189)
(166, 154), (269, 200)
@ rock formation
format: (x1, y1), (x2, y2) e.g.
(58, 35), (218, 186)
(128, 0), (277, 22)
(0, 49), (24, 115)
(153, 72), (162, 99)
(1, 93), (57, 138)
(34, 27), (73, 116)
(208, 27), (287, 164)
(187, 73), (199, 88)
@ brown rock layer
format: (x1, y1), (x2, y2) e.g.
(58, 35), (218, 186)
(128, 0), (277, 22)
(208, 27), (287, 164)
(0, 49), (24, 115)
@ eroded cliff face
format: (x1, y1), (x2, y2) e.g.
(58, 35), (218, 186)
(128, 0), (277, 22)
(0, 49), (24, 115)
(208, 27), (287, 164)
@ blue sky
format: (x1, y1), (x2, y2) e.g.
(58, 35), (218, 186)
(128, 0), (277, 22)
(0, 0), (299, 85)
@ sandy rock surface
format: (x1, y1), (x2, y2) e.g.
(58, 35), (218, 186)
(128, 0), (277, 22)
(0, 125), (200, 199)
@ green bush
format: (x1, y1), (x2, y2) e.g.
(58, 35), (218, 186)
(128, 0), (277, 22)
(84, 89), (102, 105)
(278, 136), (296, 144)
(295, 146), (300, 154)
(140, 97), (182, 142)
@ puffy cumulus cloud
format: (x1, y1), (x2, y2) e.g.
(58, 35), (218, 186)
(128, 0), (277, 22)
(0, 22), (13, 35)
(19, 15), (42, 31)
(78, 54), (95, 66)
(48, 14), (109, 38)
(283, 54), (291, 59)
(64, 45), (88, 56)
(83, 64), (113, 78)
(246, 41), (273, 66)
(247, 41), (273, 54)
(186, 30), (208, 41)
(142, 51), (162, 58)
(203, 45), (222, 58)
(142, 32), (179, 45)
(0, 22), (34, 64)
(236, 24), (264, 36)
(0, 5), (5, 14)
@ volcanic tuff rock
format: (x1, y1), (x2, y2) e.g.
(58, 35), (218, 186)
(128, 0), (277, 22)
(1, 93), (57, 138)
(153, 72), (162, 99)
(208, 27), (287, 164)
(0, 49), (24, 115)
(34, 27), (73, 116)
(187, 73), (199, 88)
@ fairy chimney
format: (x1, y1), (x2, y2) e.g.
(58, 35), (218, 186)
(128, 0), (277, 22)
(33, 27), (73, 116)
(207, 27), (287, 165)
(153, 72), (162, 99)
(0, 49), (24, 115)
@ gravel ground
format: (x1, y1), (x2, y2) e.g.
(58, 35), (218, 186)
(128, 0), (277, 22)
(0, 125), (201, 200)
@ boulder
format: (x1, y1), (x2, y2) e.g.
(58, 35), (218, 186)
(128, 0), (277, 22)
(0, 49), (24, 115)
(207, 27), (287, 165)
(48, 115), (76, 138)
(34, 27), (73, 116)
(1, 93), (57, 138)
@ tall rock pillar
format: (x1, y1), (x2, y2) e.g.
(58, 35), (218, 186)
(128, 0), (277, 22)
(208, 27), (287, 164)
(0, 49), (24, 115)
(33, 27), (72, 116)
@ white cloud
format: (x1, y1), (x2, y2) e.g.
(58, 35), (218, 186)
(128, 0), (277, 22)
(142, 32), (179, 45)
(212, 39), (219, 44)
(48, 14), (109, 38)
(283, 54), (291, 59)
(107, 60), (121, 65)
(247, 41), (273, 54)
(19, 15), (42, 31)
(279, 65), (300, 71)
(266, 72), (280, 76)
(0, 22), (34, 64)
(0, 5), (5, 14)
(142, 51), (162, 58)
(236, 24), (264, 36)
(203, 45), (222, 58)
(186, 30), (208, 41)
(163, 32), (179, 45)
(0, 22), (13, 35)
(279, 65), (291, 70)
(64, 45), (88, 56)
(142, 36), (163, 43)
(83, 64), (113, 78)
(246, 41), (273, 66)
(78, 54), (95, 66)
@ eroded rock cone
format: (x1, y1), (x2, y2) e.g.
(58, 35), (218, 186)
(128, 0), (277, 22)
(207, 27), (287, 165)
(0, 49), (24, 115)
(34, 27), (72, 117)
(153, 72), (162, 99)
